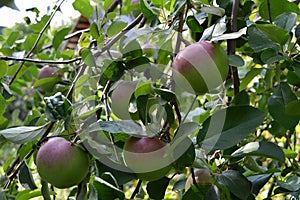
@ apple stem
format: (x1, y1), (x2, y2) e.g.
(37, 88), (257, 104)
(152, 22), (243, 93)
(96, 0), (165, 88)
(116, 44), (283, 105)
(190, 167), (200, 190)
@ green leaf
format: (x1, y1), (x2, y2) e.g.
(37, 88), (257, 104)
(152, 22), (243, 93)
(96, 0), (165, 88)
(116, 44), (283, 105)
(0, 60), (8, 79)
(88, 120), (147, 137)
(134, 79), (152, 98)
(33, 77), (61, 88)
(52, 27), (72, 50)
(216, 170), (252, 200)
(256, 24), (289, 45)
(268, 82), (299, 129)
(157, 39), (173, 65)
(228, 55), (244, 67)
(247, 25), (279, 52)
(92, 176), (125, 200)
(186, 16), (203, 33)
(259, 0), (299, 20)
(283, 148), (298, 159)
(72, 0), (94, 19)
(239, 68), (262, 91)
(261, 48), (287, 64)
(247, 174), (272, 195)
(274, 12), (298, 32)
(0, 191), (7, 200)
(173, 137), (195, 170)
(75, 74), (90, 99)
(125, 56), (150, 70)
(107, 21), (128, 37)
(80, 48), (96, 67)
(0, 124), (47, 144)
(6, 31), (19, 46)
(231, 90), (250, 106)
(121, 39), (142, 59)
(90, 22), (100, 39)
(104, 0), (114, 11)
(15, 190), (44, 200)
(140, 0), (155, 19)
(147, 177), (170, 200)
(154, 88), (176, 102)
(200, 6), (225, 16)
(44, 92), (72, 122)
(231, 141), (285, 162)
(0, 93), (6, 116)
(19, 162), (37, 190)
(99, 61), (125, 85)
(197, 106), (266, 151)
(277, 176), (300, 192)
(285, 100), (300, 116)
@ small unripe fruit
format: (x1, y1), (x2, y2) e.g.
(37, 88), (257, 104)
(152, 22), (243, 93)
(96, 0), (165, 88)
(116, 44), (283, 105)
(111, 81), (137, 120)
(36, 137), (90, 189)
(123, 136), (172, 181)
(173, 41), (228, 95)
(185, 168), (213, 191)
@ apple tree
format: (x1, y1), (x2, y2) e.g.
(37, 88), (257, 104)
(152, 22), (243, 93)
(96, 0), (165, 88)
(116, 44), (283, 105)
(0, 0), (300, 199)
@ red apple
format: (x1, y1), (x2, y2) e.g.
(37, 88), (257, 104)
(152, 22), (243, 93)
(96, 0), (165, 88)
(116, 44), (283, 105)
(37, 65), (61, 93)
(173, 41), (228, 95)
(36, 137), (90, 188)
(123, 136), (172, 181)
(185, 168), (213, 191)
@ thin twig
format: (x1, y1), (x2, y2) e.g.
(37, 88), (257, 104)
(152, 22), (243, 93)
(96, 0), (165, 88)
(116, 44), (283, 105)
(101, 13), (144, 53)
(0, 56), (81, 64)
(130, 179), (142, 199)
(267, 0), (272, 23)
(9, 0), (65, 86)
(227, 0), (240, 96)
(101, 80), (121, 162)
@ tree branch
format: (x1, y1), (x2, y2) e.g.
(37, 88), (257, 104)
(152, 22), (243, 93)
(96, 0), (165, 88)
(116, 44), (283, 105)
(101, 13), (144, 53)
(227, 0), (240, 96)
(130, 179), (142, 199)
(9, 0), (65, 86)
(267, 0), (272, 23)
(0, 56), (81, 64)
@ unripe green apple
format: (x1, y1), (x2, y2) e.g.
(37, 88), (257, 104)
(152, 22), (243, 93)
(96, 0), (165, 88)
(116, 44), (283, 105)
(123, 136), (172, 181)
(36, 137), (90, 189)
(173, 41), (228, 95)
(185, 168), (213, 191)
(110, 81), (137, 120)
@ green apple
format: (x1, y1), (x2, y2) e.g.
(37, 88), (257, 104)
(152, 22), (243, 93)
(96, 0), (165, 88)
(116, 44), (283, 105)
(185, 168), (213, 191)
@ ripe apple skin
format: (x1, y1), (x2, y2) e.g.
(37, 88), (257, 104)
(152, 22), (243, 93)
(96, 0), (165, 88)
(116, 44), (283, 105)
(37, 65), (60, 93)
(123, 136), (172, 181)
(185, 168), (213, 191)
(173, 41), (228, 95)
(36, 137), (90, 189)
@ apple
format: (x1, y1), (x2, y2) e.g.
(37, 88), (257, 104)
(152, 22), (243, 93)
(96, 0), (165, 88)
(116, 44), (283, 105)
(185, 168), (213, 191)
(37, 65), (61, 93)
(110, 80), (137, 120)
(173, 41), (228, 95)
(123, 136), (172, 181)
(142, 43), (157, 58)
(36, 137), (90, 189)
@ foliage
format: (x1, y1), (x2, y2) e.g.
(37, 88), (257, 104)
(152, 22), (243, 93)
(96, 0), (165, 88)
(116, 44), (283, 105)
(0, 0), (300, 199)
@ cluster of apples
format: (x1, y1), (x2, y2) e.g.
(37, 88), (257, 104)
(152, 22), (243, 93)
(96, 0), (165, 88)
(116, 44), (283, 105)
(35, 41), (228, 188)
